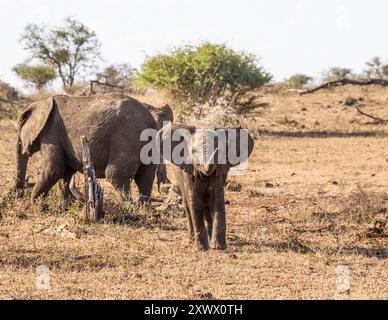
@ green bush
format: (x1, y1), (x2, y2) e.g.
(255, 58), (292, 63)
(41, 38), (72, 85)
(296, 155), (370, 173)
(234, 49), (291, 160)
(138, 43), (272, 112)
(284, 74), (313, 89)
(322, 67), (353, 82)
(13, 63), (57, 90)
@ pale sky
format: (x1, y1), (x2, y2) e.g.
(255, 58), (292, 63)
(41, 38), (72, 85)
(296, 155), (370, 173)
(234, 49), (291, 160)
(1, 0), (387, 90)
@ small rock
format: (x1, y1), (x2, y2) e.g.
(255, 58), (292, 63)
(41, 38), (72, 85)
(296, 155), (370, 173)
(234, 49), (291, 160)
(57, 224), (77, 239)
(344, 97), (358, 106)
(248, 190), (264, 198)
(367, 215), (387, 237)
(191, 290), (215, 300)
(57, 224), (68, 233)
(265, 182), (274, 188)
(226, 181), (242, 192)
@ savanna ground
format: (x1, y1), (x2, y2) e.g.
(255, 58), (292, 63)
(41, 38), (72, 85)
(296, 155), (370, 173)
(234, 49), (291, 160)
(0, 86), (387, 300)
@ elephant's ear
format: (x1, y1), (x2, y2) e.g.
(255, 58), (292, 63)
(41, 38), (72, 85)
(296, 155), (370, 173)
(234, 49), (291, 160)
(217, 128), (255, 168)
(157, 122), (195, 173)
(19, 98), (54, 153)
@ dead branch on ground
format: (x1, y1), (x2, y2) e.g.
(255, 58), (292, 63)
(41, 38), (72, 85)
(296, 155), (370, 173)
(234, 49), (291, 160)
(90, 80), (125, 95)
(354, 104), (388, 124)
(301, 79), (388, 95)
(81, 136), (104, 222)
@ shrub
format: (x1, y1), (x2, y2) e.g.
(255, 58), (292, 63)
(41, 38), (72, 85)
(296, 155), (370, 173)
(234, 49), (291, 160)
(0, 80), (18, 102)
(322, 67), (353, 82)
(93, 63), (137, 94)
(284, 74), (313, 89)
(0, 80), (20, 120)
(13, 63), (57, 90)
(138, 43), (272, 113)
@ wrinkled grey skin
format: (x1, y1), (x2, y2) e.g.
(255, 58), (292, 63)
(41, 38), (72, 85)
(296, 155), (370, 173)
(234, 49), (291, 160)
(142, 103), (174, 190)
(158, 123), (255, 251)
(15, 94), (158, 202)
(68, 102), (174, 200)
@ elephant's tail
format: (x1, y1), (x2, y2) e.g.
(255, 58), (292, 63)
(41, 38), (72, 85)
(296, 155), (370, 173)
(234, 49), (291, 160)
(69, 175), (84, 201)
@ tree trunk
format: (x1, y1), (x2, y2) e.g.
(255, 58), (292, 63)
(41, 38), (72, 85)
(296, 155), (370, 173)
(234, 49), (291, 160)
(81, 136), (104, 222)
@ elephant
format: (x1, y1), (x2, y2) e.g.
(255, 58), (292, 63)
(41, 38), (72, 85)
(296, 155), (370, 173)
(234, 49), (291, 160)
(142, 103), (174, 190)
(67, 102), (174, 200)
(14, 93), (158, 202)
(158, 122), (255, 251)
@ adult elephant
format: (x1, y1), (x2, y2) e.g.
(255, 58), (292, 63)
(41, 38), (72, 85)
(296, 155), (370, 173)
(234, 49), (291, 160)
(68, 101), (175, 200)
(142, 103), (174, 190)
(14, 94), (158, 202)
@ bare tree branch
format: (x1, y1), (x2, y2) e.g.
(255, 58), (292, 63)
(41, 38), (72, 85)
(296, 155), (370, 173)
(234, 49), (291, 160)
(90, 80), (125, 95)
(355, 105), (388, 124)
(301, 79), (388, 95)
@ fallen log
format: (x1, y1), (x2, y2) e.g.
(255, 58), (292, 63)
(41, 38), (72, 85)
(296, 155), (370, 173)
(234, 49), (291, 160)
(300, 79), (388, 95)
(81, 136), (104, 222)
(90, 80), (125, 95)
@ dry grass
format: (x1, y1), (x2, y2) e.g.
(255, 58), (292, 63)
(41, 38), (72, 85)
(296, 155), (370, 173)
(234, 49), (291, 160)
(0, 86), (387, 300)
(244, 85), (388, 134)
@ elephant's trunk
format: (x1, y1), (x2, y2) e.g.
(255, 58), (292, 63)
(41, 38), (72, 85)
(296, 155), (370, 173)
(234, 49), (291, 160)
(15, 138), (28, 190)
(211, 191), (227, 250)
(193, 130), (218, 176)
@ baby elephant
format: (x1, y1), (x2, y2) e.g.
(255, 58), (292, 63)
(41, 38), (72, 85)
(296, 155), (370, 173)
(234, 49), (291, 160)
(158, 123), (254, 251)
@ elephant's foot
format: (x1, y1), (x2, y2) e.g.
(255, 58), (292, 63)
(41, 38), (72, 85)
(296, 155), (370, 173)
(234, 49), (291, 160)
(196, 242), (210, 251)
(138, 194), (151, 203)
(12, 182), (34, 199)
(210, 241), (227, 251)
(12, 187), (25, 199)
(61, 197), (76, 211)
(195, 233), (210, 251)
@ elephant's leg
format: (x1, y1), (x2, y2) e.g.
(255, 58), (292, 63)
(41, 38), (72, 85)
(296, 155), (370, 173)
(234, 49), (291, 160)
(205, 206), (214, 241)
(210, 191), (227, 250)
(59, 168), (77, 206)
(105, 164), (131, 200)
(31, 146), (65, 200)
(156, 164), (170, 192)
(134, 165), (157, 202)
(183, 197), (194, 243)
(190, 200), (209, 251)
